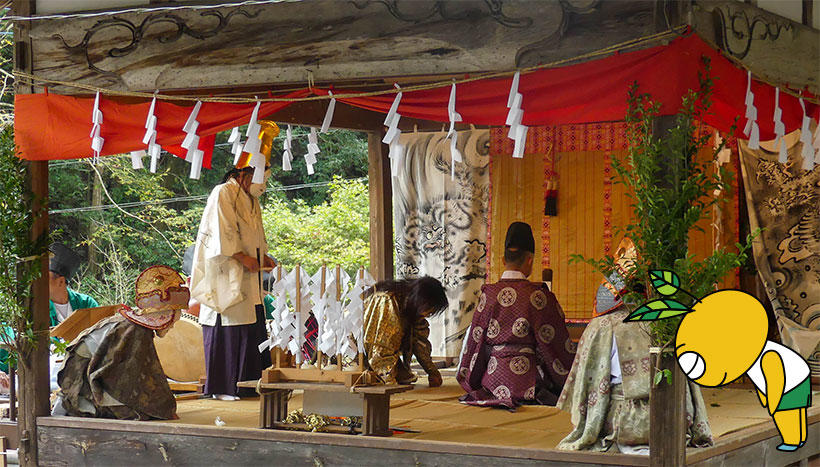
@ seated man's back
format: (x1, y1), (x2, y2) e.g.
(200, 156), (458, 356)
(457, 222), (576, 408)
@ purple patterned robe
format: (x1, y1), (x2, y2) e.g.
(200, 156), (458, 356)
(457, 279), (576, 409)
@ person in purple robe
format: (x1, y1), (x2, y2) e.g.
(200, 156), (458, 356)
(457, 222), (576, 409)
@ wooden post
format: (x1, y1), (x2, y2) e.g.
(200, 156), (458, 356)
(273, 265), (283, 368)
(362, 393), (391, 436)
(357, 267), (366, 371)
(294, 264), (302, 366)
(316, 264), (326, 369)
(335, 265), (343, 370)
(647, 114), (688, 466)
(13, 1), (49, 465)
(367, 131), (393, 281)
(0, 436), (7, 467)
(649, 349), (687, 466)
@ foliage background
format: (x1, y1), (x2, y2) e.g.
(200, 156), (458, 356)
(50, 127), (371, 306)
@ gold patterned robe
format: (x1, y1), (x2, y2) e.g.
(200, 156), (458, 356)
(362, 291), (439, 384)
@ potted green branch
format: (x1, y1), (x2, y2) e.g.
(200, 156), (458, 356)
(571, 58), (756, 380)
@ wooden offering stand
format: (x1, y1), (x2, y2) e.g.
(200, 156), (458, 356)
(261, 264), (366, 387)
(242, 265), (413, 436)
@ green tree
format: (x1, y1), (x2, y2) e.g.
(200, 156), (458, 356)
(48, 126), (369, 299)
(571, 59), (755, 347)
(262, 177), (370, 276)
(0, 125), (48, 359)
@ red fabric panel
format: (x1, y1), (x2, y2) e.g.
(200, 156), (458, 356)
(13, 33), (817, 161)
(14, 91), (308, 161)
(318, 34), (817, 140)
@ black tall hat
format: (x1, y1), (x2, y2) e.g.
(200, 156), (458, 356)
(49, 243), (83, 280)
(504, 222), (535, 254)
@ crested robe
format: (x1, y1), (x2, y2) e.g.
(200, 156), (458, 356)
(457, 279), (576, 408)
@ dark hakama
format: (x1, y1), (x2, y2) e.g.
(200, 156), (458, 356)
(202, 304), (271, 397)
(457, 279), (576, 409)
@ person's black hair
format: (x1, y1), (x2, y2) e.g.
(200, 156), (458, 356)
(366, 276), (448, 324)
(504, 247), (532, 268)
(220, 166), (253, 184)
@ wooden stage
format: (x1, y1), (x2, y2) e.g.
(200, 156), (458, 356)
(36, 377), (820, 466)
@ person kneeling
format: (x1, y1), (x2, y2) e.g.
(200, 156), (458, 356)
(457, 222), (576, 409)
(54, 265), (188, 420)
(362, 276), (448, 386)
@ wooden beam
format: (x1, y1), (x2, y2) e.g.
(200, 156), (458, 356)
(27, 0), (657, 95)
(267, 100), (447, 133)
(367, 130), (393, 281)
(692, 1), (819, 95)
(36, 416), (650, 466)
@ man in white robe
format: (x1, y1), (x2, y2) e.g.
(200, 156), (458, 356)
(190, 121), (278, 400)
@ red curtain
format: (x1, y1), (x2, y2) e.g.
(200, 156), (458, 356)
(320, 34), (816, 141)
(14, 91), (309, 162)
(14, 33), (817, 161)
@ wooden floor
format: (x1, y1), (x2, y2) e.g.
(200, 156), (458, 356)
(162, 378), (776, 448)
(35, 378), (820, 466)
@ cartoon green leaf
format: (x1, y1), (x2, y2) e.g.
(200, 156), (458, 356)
(623, 298), (691, 322)
(650, 269), (681, 296)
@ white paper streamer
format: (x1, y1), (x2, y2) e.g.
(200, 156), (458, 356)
(304, 127), (320, 175)
(130, 150), (145, 170)
(505, 71), (528, 158)
(388, 139), (405, 177)
(339, 268), (372, 358)
(90, 91), (104, 162)
(260, 265), (289, 353)
(182, 101), (202, 133)
(242, 101), (266, 183)
(798, 98), (815, 171)
(446, 83), (463, 179)
(512, 124), (529, 159)
(773, 88), (787, 164)
(743, 71), (760, 150)
(506, 71), (520, 108)
(381, 85), (406, 178)
(321, 91), (336, 133)
(814, 120), (820, 164)
(265, 266), (311, 365)
(142, 94), (162, 173)
(228, 127), (243, 166)
(181, 101), (205, 179)
(283, 125), (293, 171)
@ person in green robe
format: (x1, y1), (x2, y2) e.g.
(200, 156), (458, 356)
(47, 243), (98, 326)
(0, 243), (98, 374)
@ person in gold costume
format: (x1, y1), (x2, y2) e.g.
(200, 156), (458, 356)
(362, 276), (448, 387)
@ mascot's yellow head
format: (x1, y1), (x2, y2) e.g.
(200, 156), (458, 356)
(674, 290), (768, 387)
(624, 270), (769, 387)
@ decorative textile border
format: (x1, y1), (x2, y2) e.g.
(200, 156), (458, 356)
(486, 144), (494, 281)
(490, 122), (630, 156)
(603, 152), (614, 255)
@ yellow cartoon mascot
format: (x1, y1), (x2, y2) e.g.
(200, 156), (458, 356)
(626, 270), (810, 452)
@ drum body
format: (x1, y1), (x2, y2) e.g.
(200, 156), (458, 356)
(153, 313), (206, 382)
